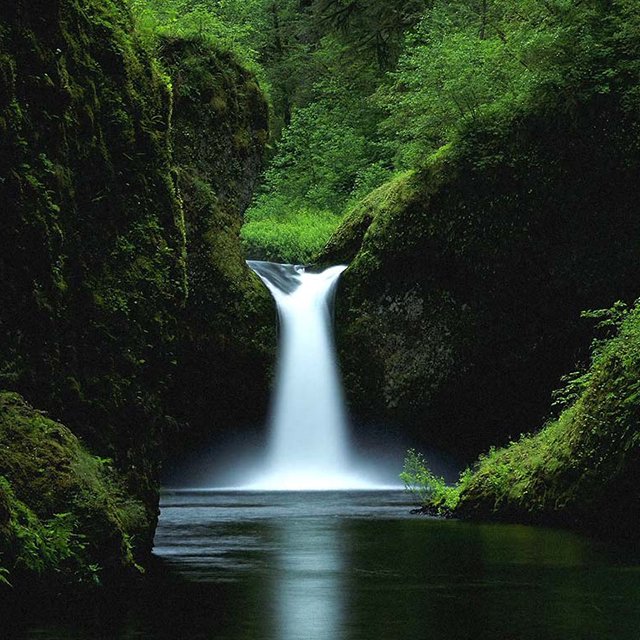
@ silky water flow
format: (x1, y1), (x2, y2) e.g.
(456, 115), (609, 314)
(246, 261), (379, 490)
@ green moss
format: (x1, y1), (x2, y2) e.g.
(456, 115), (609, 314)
(0, 392), (147, 588)
(0, 0), (187, 572)
(157, 36), (275, 451)
(426, 302), (640, 540)
(317, 170), (418, 266)
(0, 1), (273, 589)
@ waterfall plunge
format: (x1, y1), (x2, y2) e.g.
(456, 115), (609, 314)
(247, 261), (377, 490)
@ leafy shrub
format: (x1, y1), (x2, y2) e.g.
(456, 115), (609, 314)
(416, 299), (640, 536)
(128, 0), (267, 82)
(400, 449), (460, 511)
(377, 0), (640, 167)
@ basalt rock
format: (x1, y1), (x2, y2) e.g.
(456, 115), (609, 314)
(158, 36), (275, 455)
(0, 0), (272, 587)
(323, 91), (640, 459)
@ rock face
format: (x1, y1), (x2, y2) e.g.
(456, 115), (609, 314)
(449, 302), (640, 542)
(159, 37), (274, 454)
(0, 0), (186, 554)
(0, 1), (272, 585)
(323, 91), (640, 459)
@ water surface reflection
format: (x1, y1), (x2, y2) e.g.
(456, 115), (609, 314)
(7, 491), (640, 640)
(271, 518), (345, 640)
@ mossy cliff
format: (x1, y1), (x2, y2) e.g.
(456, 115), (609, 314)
(0, 0), (186, 559)
(158, 37), (273, 451)
(434, 302), (640, 541)
(0, 0), (271, 587)
(323, 87), (640, 458)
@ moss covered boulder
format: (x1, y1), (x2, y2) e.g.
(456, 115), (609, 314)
(323, 87), (640, 458)
(0, 392), (148, 588)
(439, 302), (640, 541)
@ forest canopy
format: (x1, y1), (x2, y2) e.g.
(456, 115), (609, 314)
(128, 0), (640, 262)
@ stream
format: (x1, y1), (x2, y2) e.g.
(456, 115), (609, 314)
(12, 490), (640, 639)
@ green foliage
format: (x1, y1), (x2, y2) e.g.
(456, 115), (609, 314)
(10, 502), (81, 577)
(401, 449), (445, 502)
(581, 300), (632, 355)
(129, 0), (266, 72)
(313, 0), (428, 69)
(242, 72), (392, 261)
(439, 299), (640, 536)
(551, 302), (631, 413)
(377, 4), (529, 165)
(0, 393), (149, 585)
(260, 88), (380, 210)
(378, 0), (640, 166)
(242, 201), (342, 263)
(128, 0), (310, 125)
(401, 449), (462, 512)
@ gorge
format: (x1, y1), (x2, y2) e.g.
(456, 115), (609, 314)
(1, 0), (639, 637)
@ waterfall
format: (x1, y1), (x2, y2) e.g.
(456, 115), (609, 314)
(247, 261), (375, 490)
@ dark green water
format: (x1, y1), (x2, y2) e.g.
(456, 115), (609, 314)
(7, 491), (640, 639)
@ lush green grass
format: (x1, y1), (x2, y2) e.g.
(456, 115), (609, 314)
(241, 201), (342, 263)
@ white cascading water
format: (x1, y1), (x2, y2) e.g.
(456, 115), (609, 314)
(247, 261), (375, 490)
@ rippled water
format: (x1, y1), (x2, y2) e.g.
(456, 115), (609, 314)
(10, 491), (640, 639)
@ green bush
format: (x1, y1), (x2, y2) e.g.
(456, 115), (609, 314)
(400, 449), (461, 513)
(377, 0), (640, 167)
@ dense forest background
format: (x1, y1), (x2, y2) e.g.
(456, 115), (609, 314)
(132, 0), (639, 260)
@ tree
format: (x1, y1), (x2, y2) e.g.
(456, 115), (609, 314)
(313, 0), (430, 68)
